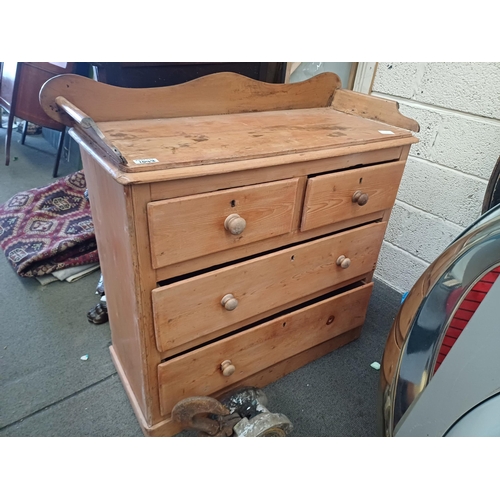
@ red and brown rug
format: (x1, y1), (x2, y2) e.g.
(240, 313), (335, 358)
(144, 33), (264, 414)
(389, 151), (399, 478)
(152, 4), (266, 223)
(0, 171), (98, 277)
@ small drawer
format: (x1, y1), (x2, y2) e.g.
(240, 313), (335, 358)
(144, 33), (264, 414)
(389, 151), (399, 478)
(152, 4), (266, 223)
(152, 221), (386, 353)
(301, 161), (405, 232)
(147, 178), (299, 268)
(157, 282), (373, 416)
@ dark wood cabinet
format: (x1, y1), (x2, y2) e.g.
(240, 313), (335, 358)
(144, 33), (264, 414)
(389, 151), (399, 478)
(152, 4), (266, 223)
(91, 62), (287, 87)
(0, 62), (90, 173)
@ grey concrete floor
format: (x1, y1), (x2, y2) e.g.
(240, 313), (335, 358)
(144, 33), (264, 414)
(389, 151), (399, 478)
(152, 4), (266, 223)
(0, 125), (403, 437)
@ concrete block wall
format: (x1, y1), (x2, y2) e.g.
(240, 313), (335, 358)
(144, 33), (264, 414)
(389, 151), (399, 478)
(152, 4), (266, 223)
(371, 62), (500, 293)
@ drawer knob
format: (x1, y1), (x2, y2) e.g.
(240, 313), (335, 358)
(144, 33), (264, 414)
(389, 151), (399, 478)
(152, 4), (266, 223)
(352, 190), (369, 206)
(221, 293), (239, 311)
(336, 255), (351, 269)
(221, 359), (236, 377)
(224, 214), (247, 235)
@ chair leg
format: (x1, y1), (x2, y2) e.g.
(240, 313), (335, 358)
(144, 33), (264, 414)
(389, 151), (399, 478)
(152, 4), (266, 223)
(21, 120), (29, 145)
(53, 127), (66, 177)
(5, 111), (15, 166)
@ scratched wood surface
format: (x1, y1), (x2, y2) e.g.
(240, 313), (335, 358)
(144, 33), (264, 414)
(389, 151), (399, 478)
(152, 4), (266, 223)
(59, 71), (419, 437)
(331, 89), (420, 132)
(40, 72), (341, 126)
(152, 222), (386, 353)
(301, 160), (406, 231)
(158, 283), (373, 416)
(82, 155), (162, 426)
(148, 178), (299, 268)
(96, 107), (412, 172)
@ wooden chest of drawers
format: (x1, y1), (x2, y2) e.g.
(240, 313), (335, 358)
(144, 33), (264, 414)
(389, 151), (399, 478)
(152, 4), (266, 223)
(40, 72), (418, 436)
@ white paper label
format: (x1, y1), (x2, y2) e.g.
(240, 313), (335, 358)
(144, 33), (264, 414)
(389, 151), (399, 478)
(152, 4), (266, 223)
(133, 158), (159, 165)
(378, 130), (395, 135)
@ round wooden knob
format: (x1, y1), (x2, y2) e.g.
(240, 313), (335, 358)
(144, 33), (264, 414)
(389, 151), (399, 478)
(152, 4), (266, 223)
(352, 190), (369, 206)
(221, 293), (239, 311)
(224, 214), (246, 235)
(221, 360), (236, 377)
(336, 255), (351, 269)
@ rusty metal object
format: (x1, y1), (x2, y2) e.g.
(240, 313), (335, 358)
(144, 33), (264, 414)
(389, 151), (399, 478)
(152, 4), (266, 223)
(172, 387), (293, 437)
(171, 396), (237, 436)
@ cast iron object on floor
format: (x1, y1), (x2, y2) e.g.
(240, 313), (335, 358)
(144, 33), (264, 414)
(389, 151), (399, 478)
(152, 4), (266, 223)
(172, 387), (293, 437)
(87, 298), (108, 325)
(87, 271), (108, 325)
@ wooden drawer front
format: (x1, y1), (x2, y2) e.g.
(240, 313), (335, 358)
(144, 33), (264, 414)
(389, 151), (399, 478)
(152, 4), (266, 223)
(158, 282), (373, 416)
(301, 161), (405, 232)
(147, 178), (299, 268)
(152, 222), (386, 353)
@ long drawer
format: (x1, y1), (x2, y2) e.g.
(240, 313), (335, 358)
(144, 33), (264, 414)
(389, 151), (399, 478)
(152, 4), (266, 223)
(152, 221), (386, 353)
(301, 161), (404, 231)
(157, 282), (373, 416)
(147, 178), (299, 268)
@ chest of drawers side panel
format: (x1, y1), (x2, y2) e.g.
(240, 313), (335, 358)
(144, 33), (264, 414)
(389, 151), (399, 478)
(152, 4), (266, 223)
(81, 153), (162, 427)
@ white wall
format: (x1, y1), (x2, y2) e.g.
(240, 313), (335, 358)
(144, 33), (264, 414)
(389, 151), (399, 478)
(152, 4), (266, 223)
(371, 62), (500, 293)
(290, 62), (353, 88)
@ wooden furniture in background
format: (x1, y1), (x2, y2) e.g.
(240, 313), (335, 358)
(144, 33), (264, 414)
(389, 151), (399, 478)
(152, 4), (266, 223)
(40, 72), (419, 436)
(91, 62), (286, 87)
(0, 62), (89, 176)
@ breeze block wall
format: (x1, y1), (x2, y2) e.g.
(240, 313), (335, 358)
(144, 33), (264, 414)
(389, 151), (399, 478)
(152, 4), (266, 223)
(371, 62), (500, 293)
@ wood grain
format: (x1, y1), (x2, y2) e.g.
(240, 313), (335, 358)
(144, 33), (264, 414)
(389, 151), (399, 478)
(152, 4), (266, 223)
(331, 88), (420, 132)
(301, 161), (405, 231)
(2, 62), (77, 130)
(158, 283), (373, 416)
(148, 147), (403, 200)
(156, 273), (372, 360)
(82, 155), (151, 419)
(40, 71), (341, 126)
(110, 346), (185, 437)
(64, 72), (419, 437)
(154, 211), (386, 283)
(81, 154), (163, 426)
(129, 184), (166, 425)
(92, 107), (412, 172)
(210, 326), (363, 403)
(152, 222), (386, 352)
(120, 326), (363, 437)
(148, 178), (299, 268)
(69, 126), (414, 185)
(55, 96), (128, 166)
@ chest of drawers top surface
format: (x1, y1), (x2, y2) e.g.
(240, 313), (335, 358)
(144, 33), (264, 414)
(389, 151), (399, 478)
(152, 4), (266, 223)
(95, 107), (411, 170)
(40, 71), (418, 184)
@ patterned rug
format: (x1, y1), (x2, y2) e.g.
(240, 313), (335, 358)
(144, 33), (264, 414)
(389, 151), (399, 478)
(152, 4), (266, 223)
(0, 171), (98, 277)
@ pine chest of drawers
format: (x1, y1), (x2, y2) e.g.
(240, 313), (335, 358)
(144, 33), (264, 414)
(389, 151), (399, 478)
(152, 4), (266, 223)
(40, 72), (418, 436)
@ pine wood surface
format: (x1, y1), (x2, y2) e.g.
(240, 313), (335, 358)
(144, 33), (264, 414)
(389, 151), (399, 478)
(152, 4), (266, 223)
(94, 107), (412, 172)
(148, 178), (299, 268)
(158, 283), (373, 416)
(301, 160), (405, 231)
(152, 222), (386, 353)
(58, 72), (420, 436)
